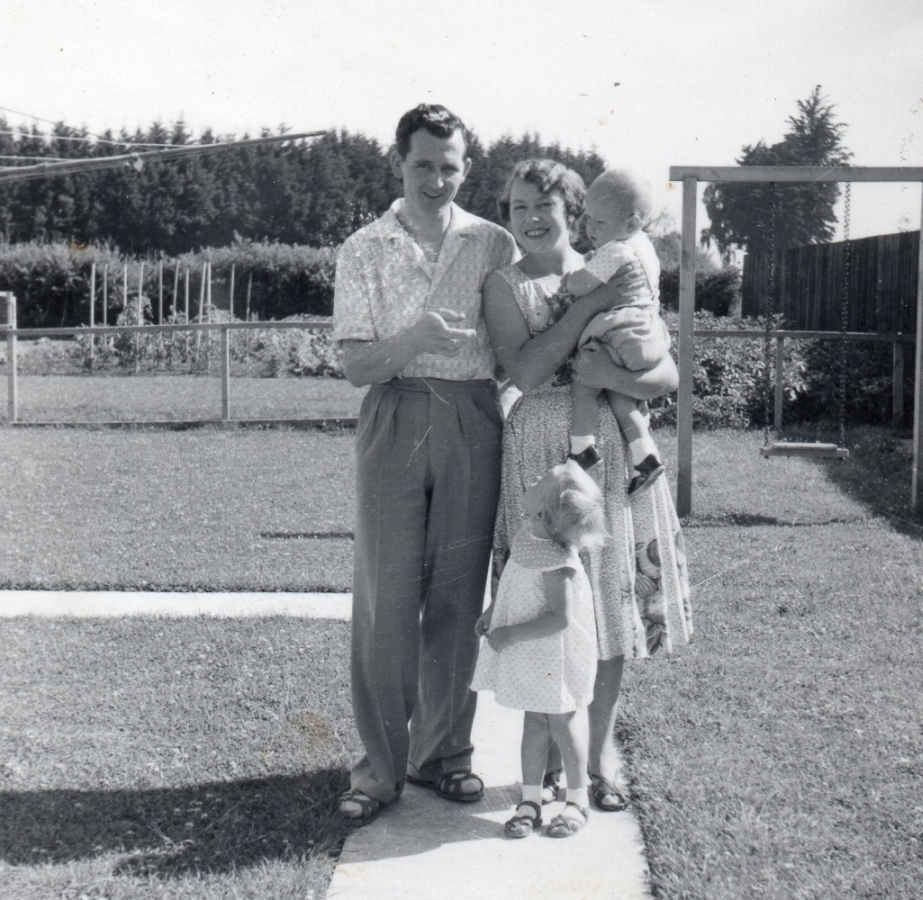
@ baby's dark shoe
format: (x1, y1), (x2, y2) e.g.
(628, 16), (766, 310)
(569, 445), (602, 471)
(628, 454), (665, 496)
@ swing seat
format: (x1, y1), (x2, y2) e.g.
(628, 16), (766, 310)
(760, 442), (849, 459)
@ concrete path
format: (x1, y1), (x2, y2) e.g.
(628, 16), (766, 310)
(328, 693), (652, 900)
(0, 589), (351, 619)
(1, 590), (653, 899)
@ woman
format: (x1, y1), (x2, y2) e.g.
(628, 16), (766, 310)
(484, 159), (692, 812)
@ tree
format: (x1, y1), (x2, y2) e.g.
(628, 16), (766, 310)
(701, 87), (851, 259)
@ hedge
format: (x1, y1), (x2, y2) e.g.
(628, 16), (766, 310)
(0, 240), (336, 329)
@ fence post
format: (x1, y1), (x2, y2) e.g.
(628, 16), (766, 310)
(774, 335), (785, 432)
(912, 188), (923, 512)
(893, 340), (904, 427)
(221, 325), (230, 420)
(229, 264), (235, 320)
(88, 263), (96, 370)
(2, 293), (17, 424)
(135, 262), (144, 375)
(676, 177), (697, 517)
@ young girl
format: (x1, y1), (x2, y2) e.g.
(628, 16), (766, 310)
(471, 460), (607, 838)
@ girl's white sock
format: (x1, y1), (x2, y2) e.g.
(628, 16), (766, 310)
(629, 436), (658, 468)
(565, 786), (589, 807)
(521, 784), (542, 809)
(571, 434), (595, 455)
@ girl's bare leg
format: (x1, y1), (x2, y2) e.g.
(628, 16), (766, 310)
(521, 711), (551, 788)
(547, 708), (589, 791)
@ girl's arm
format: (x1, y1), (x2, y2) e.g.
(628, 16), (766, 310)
(484, 271), (636, 395)
(573, 340), (679, 400)
(487, 568), (573, 652)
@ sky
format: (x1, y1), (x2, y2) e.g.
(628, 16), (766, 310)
(2, 0), (923, 242)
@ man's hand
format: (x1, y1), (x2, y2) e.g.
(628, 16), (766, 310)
(413, 309), (477, 357)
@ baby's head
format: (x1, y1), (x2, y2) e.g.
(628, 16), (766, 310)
(583, 168), (653, 248)
(523, 460), (607, 551)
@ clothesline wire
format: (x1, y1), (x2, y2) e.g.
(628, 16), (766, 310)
(0, 104), (181, 148)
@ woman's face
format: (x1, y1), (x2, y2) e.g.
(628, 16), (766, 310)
(507, 178), (573, 255)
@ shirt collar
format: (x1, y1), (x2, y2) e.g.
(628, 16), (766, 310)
(384, 198), (476, 242)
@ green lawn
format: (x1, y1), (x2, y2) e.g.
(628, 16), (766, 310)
(2, 414), (923, 899)
(3, 374), (364, 424)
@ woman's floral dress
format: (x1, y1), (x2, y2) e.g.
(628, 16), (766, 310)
(493, 265), (693, 660)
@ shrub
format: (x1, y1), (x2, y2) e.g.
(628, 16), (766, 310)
(651, 310), (913, 430)
(659, 267), (741, 316)
(0, 239), (336, 329)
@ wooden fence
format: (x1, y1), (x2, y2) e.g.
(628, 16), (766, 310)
(743, 230), (920, 333)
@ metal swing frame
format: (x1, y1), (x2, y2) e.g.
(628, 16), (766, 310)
(670, 166), (923, 516)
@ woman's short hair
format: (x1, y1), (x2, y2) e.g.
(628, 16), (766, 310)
(541, 461), (608, 551)
(395, 104), (471, 159)
(497, 159), (587, 224)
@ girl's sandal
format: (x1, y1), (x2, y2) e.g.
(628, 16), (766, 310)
(504, 801), (542, 839)
(338, 789), (381, 824)
(546, 802), (589, 838)
(589, 773), (629, 812)
(542, 769), (563, 805)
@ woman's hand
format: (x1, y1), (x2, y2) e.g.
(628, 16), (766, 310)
(576, 260), (646, 317)
(574, 340), (679, 397)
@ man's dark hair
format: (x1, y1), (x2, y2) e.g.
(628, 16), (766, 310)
(395, 104), (471, 159)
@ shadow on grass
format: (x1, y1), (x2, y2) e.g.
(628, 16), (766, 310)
(0, 768), (351, 878)
(822, 432), (923, 541)
(685, 512), (867, 528)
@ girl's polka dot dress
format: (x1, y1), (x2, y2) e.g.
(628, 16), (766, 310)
(471, 526), (597, 714)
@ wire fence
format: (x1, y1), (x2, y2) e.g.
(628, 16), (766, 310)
(2, 292), (358, 427)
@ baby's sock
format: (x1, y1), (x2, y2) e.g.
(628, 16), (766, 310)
(565, 786), (589, 808)
(629, 436), (658, 468)
(521, 784), (542, 812)
(571, 434), (596, 455)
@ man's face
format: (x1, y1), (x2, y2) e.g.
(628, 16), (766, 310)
(391, 128), (471, 219)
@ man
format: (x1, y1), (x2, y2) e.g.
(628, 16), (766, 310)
(332, 104), (517, 821)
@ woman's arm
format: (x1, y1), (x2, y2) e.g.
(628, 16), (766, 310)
(484, 271), (635, 394)
(486, 568), (572, 652)
(573, 340), (679, 400)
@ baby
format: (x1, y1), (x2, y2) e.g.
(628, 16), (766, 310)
(565, 168), (670, 495)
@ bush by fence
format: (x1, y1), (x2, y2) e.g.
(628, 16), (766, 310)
(651, 310), (914, 430)
(659, 267), (741, 316)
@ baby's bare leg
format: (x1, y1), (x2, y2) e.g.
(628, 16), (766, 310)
(605, 389), (649, 444)
(570, 380), (602, 440)
(606, 390), (664, 494)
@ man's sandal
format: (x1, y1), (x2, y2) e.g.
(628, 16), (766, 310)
(546, 802), (589, 838)
(504, 801), (542, 838)
(542, 769), (563, 805)
(338, 789), (381, 823)
(406, 770), (484, 803)
(589, 773), (629, 812)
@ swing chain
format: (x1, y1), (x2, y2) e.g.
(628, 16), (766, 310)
(762, 183), (777, 447)
(838, 184), (851, 450)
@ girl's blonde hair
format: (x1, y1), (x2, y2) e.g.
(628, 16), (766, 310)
(540, 461), (608, 551)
